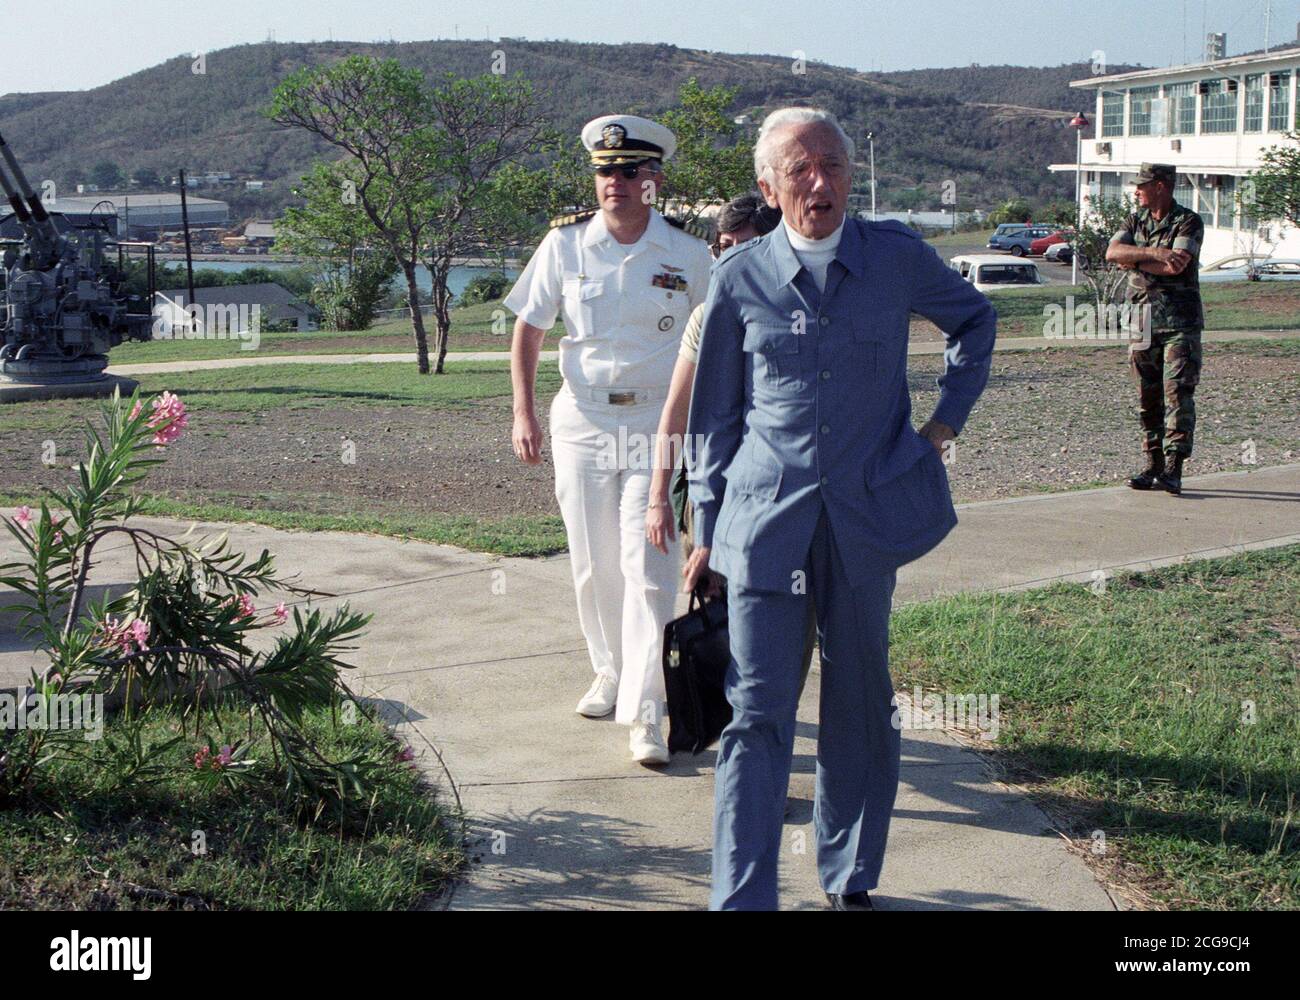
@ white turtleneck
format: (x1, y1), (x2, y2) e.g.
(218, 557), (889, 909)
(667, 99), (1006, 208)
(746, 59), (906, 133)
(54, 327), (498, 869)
(784, 216), (845, 293)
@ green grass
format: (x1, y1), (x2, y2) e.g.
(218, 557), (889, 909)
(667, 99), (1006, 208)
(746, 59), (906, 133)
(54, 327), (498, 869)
(106, 282), (1300, 365)
(983, 282), (1300, 339)
(0, 492), (567, 559)
(891, 544), (1300, 910)
(925, 229), (994, 249)
(130, 359), (562, 414)
(108, 299), (567, 364)
(0, 360), (563, 429)
(0, 697), (465, 910)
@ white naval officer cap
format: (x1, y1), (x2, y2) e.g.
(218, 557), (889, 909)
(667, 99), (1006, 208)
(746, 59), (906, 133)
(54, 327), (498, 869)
(581, 114), (677, 165)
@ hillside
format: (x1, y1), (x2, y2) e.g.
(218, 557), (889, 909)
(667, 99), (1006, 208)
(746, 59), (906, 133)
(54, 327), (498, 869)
(0, 40), (1139, 219)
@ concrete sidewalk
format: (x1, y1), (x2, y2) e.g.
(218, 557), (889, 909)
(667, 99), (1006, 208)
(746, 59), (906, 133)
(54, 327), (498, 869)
(105, 328), (1298, 377)
(2, 463), (1297, 909)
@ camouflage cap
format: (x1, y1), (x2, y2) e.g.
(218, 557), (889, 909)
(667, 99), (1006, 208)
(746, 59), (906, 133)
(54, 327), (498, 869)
(1134, 163), (1176, 186)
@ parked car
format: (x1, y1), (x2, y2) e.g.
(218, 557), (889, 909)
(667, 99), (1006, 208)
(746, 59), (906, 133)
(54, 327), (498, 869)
(986, 222), (1033, 249)
(996, 226), (1058, 256)
(1040, 241), (1092, 269)
(950, 254), (1045, 292)
(1029, 230), (1071, 255)
(1044, 241), (1089, 269)
(1199, 257), (1300, 282)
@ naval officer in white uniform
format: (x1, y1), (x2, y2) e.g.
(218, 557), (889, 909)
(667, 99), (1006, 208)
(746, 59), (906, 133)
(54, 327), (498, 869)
(506, 115), (713, 765)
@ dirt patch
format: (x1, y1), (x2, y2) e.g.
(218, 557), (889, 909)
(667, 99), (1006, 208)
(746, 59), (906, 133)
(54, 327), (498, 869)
(1, 344), (1295, 525)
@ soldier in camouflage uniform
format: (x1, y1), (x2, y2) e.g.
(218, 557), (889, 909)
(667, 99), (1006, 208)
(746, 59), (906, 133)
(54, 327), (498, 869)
(1106, 163), (1205, 495)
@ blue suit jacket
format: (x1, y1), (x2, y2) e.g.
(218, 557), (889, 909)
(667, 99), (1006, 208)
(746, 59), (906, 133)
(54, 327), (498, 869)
(685, 217), (996, 593)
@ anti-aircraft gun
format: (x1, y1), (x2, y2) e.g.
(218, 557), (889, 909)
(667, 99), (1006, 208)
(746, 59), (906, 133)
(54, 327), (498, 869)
(0, 131), (156, 383)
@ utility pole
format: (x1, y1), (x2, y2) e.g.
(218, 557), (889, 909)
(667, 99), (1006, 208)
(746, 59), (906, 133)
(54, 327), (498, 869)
(178, 169), (196, 318)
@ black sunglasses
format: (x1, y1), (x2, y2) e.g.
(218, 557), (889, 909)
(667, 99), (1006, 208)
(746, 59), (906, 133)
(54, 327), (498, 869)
(595, 162), (655, 179)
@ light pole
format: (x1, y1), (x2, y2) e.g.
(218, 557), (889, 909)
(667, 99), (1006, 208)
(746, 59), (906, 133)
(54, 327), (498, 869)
(866, 131), (877, 220)
(1070, 110), (1090, 286)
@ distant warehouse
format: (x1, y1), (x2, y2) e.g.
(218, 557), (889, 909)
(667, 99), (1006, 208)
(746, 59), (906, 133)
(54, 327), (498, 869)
(44, 193), (230, 238)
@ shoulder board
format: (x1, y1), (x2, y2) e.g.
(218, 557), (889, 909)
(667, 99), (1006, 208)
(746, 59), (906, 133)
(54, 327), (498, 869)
(549, 208), (598, 229)
(664, 215), (713, 242)
(867, 218), (922, 239)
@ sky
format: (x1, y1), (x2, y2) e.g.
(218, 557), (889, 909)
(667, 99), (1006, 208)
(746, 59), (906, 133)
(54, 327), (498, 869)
(2, 0), (1298, 96)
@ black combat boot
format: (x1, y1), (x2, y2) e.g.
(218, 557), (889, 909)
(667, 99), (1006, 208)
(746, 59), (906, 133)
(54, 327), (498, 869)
(1127, 452), (1165, 490)
(1157, 453), (1185, 495)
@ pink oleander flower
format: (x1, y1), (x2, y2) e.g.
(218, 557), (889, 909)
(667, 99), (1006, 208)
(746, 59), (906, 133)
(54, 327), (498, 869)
(395, 745), (415, 763)
(217, 745), (233, 768)
(272, 601), (288, 625)
(128, 618), (150, 651)
(100, 616), (150, 656)
(194, 746), (209, 769)
(145, 391), (188, 447)
(53, 529), (64, 545)
(223, 593), (257, 619)
(14, 505), (33, 529)
(130, 399), (144, 420)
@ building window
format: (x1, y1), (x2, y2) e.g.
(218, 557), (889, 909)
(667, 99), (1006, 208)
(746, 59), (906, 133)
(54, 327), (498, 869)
(1239, 175), (1258, 229)
(1218, 176), (1236, 228)
(1244, 74), (1265, 132)
(1268, 70), (1292, 131)
(1200, 79), (1238, 133)
(1099, 172), (1123, 204)
(1129, 86), (1159, 135)
(1194, 177), (1214, 229)
(1102, 91), (1125, 136)
(1173, 174), (1194, 209)
(1166, 81), (1197, 135)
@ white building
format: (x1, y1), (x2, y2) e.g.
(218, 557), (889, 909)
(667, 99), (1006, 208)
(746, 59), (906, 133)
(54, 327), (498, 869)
(1052, 41), (1300, 264)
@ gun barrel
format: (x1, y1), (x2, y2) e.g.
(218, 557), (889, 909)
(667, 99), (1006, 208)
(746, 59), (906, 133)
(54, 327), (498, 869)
(0, 131), (54, 233)
(0, 148), (32, 224)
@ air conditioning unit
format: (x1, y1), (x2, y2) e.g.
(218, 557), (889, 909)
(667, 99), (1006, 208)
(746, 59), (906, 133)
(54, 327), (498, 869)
(1269, 72), (1284, 87)
(1170, 139), (1183, 152)
(1096, 141), (1113, 156)
(1227, 78), (1239, 93)
(1198, 80), (1211, 94)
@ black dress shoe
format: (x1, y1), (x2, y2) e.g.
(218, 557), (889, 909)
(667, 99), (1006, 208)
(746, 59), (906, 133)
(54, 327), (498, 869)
(826, 890), (873, 911)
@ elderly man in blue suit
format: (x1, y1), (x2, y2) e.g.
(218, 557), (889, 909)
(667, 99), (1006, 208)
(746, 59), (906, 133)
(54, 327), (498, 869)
(683, 107), (996, 911)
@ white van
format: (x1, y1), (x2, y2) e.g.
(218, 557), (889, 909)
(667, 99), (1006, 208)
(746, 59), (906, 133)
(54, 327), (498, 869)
(950, 254), (1045, 293)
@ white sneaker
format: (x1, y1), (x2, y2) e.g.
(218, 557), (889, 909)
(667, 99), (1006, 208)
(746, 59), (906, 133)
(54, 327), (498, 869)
(576, 675), (619, 717)
(629, 723), (670, 765)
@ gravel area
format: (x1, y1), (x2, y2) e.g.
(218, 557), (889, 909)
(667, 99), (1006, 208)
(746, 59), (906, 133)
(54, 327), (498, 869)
(1, 342), (1296, 524)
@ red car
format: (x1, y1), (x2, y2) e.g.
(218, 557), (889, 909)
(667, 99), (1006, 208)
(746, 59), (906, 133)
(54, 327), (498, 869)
(1029, 230), (1070, 256)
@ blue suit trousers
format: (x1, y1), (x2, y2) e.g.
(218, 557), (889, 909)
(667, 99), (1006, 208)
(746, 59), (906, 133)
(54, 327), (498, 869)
(711, 508), (899, 910)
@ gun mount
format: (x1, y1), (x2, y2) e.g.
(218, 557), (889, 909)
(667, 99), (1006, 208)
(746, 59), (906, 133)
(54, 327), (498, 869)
(0, 131), (155, 384)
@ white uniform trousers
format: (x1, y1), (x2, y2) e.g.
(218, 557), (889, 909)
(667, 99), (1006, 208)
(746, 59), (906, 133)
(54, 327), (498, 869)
(549, 385), (679, 726)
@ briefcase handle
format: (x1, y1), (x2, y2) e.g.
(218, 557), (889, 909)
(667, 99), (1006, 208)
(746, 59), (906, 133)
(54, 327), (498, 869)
(688, 583), (727, 625)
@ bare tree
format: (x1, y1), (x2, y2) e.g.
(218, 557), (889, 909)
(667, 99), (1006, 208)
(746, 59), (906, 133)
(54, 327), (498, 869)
(267, 56), (443, 372)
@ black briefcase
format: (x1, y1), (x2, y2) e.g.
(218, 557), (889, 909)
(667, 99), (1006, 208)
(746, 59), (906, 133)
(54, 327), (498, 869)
(662, 586), (733, 755)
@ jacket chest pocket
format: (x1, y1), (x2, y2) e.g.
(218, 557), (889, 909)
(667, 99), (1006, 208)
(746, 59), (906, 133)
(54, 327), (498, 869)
(641, 283), (692, 338)
(561, 277), (605, 339)
(851, 308), (907, 379)
(743, 323), (805, 393)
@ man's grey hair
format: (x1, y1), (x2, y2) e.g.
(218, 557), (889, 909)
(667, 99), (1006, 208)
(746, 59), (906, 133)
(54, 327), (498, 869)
(754, 107), (856, 185)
